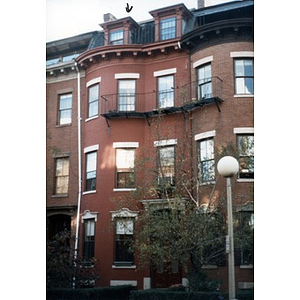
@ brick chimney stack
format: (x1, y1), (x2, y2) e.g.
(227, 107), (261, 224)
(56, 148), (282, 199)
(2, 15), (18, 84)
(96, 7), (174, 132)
(198, 0), (205, 8)
(103, 13), (116, 22)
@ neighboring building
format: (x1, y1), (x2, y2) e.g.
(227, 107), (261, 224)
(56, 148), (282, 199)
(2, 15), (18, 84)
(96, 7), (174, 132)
(46, 0), (254, 293)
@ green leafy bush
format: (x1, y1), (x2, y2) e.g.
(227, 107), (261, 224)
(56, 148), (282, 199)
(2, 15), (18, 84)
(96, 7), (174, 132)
(47, 285), (135, 300)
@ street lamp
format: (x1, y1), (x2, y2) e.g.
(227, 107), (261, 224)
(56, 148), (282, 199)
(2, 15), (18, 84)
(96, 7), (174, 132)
(217, 156), (239, 300)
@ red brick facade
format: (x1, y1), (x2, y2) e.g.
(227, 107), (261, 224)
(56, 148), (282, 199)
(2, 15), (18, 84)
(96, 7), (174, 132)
(47, 1), (254, 292)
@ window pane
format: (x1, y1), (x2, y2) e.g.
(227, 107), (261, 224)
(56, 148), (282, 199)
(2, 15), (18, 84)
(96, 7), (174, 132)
(235, 60), (244, 76)
(235, 78), (245, 94)
(89, 85), (99, 102)
(245, 78), (254, 94)
(201, 160), (215, 182)
(244, 60), (253, 76)
(158, 76), (174, 108)
(116, 219), (134, 235)
(116, 149), (135, 169)
(56, 158), (69, 176)
(87, 152), (97, 172)
(59, 109), (72, 125)
(59, 94), (72, 109)
(56, 176), (69, 194)
(110, 30), (124, 45)
(89, 101), (98, 117)
(200, 139), (214, 161)
(198, 64), (212, 99)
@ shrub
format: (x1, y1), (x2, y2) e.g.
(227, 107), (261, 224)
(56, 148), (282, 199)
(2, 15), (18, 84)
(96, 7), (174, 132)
(47, 285), (135, 300)
(129, 289), (221, 300)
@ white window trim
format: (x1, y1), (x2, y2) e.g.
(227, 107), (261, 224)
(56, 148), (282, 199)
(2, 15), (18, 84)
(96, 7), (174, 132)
(194, 130), (216, 141)
(153, 68), (177, 77)
(193, 56), (213, 69)
(81, 210), (98, 222)
(233, 127), (254, 134)
(113, 188), (137, 192)
(154, 139), (177, 147)
(113, 142), (139, 148)
(86, 77), (101, 88)
(110, 280), (137, 287)
(230, 51), (254, 58)
(84, 144), (99, 153)
(114, 73), (140, 79)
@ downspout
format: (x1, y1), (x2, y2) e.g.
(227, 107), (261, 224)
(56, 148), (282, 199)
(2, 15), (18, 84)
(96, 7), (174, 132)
(74, 61), (82, 264)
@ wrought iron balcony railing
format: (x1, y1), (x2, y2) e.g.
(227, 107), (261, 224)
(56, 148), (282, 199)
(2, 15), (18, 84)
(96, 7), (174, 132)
(100, 76), (223, 119)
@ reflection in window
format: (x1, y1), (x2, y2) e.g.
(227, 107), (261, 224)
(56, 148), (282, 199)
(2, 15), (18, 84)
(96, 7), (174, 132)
(115, 219), (134, 265)
(88, 84), (99, 118)
(197, 64), (212, 99)
(83, 219), (95, 264)
(86, 152), (97, 191)
(234, 59), (254, 95)
(158, 146), (175, 186)
(158, 75), (174, 108)
(116, 148), (135, 188)
(237, 135), (254, 179)
(198, 138), (215, 183)
(110, 29), (124, 45)
(118, 80), (136, 111)
(58, 93), (72, 125)
(55, 157), (69, 194)
(160, 17), (176, 40)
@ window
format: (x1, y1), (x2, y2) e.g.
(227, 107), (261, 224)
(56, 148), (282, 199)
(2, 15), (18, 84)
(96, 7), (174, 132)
(234, 59), (254, 95)
(158, 75), (174, 108)
(115, 218), (134, 265)
(197, 64), (212, 100)
(116, 148), (135, 188)
(58, 93), (72, 125)
(88, 84), (99, 118)
(83, 219), (95, 264)
(160, 17), (176, 40)
(110, 29), (124, 45)
(86, 151), (97, 191)
(237, 135), (254, 179)
(158, 146), (175, 186)
(55, 157), (69, 194)
(198, 138), (215, 183)
(118, 80), (136, 111)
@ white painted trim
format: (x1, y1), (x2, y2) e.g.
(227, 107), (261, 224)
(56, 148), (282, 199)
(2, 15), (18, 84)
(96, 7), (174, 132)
(182, 278), (189, 287)
(86, 77), (101, 88)
(193, 56), (213, 69)
(110, 280), (137, 286)
(112, 265), (137, 269)
(85, 115), (99, 122)
(194, 130), (216, 141)
(230, 51), (254, 58)
(81, 210), (98, 222)
(153, 68), (177, 77)
(154, 139), (177, 147)
(113, 142), (139, 148)
(113, 188), (137, 192)
(233, 127), (254, 134)
(82, 190), (97, 195)
(84, 144), (99, 153)
(114, 73), (140, 79)
(234, 94), (254, 98)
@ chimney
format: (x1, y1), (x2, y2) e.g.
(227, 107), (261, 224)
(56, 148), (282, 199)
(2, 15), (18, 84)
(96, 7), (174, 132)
(198, 0), (205, 8)
(103, 13), (117, 22)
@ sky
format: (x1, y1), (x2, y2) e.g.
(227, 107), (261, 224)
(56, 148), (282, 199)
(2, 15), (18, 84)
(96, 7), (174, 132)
(46, 0), (233, 42)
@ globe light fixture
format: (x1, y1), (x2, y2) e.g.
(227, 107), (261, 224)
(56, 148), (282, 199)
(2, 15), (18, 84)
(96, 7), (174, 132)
(217, 156), (239, 300)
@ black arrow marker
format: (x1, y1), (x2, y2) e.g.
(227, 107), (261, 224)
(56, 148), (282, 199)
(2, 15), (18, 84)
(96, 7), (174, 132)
(125, 3), (133, 13)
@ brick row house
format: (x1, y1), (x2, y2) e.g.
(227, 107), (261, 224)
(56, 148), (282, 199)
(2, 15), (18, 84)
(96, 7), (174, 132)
(46, 0), (254, 293)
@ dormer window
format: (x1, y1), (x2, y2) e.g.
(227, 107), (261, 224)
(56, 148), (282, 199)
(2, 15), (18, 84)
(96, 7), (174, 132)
(160, 17), (176, 40)
(110, 29), (124, 45)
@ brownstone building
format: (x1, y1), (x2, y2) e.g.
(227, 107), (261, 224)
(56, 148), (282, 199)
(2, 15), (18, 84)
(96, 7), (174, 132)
(46, 0), (254, 293)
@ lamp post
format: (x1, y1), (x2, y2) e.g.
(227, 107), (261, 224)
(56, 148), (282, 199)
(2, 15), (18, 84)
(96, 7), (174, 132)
(217, 156), (239, 300)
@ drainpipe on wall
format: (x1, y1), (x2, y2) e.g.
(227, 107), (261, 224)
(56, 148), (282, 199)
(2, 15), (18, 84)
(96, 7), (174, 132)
(74, 61), (82, 269)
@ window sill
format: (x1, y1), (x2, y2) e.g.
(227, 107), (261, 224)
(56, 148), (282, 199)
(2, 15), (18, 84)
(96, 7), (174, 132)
(234, 94), (254, 98)
(202, 265), (218, 269)
(237, 178), (254, 183)
(113, 188), (136, 192)
(200, 181), (216, 186)
(83, 190), (97, 195)
(85, 115), (99, 122)
(51, 194), (68, 198)
(112, 264), (136, 269)
(55, 123), (72, 128)
(240, 264), (253, 269)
